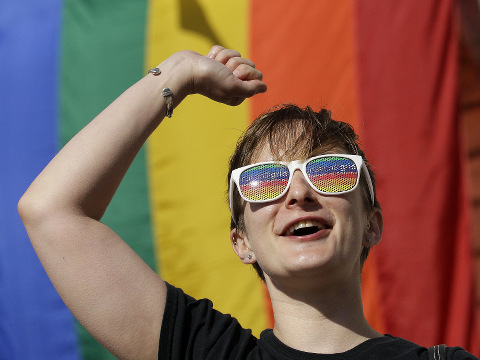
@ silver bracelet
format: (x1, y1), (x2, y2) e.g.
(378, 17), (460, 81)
(148, 67), (161, 75)
(148, 67), (174, 118)
(162, 88), (173, 118)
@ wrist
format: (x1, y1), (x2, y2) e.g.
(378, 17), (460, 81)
(144, 67), (189, 120)
(154, 51), (197, 101)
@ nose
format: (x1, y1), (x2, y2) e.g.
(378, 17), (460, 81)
(284, 170), (318, 208)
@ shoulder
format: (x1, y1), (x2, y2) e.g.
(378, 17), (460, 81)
(446, 346), (479, 360)
(380, 336), (478, 360)
(160, 283), (258, 360)
(162, 282), (238, 338)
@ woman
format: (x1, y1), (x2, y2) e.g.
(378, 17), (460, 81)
(18, 46), (476, 359)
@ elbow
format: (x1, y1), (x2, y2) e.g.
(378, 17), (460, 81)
(18, 188), (54, 230)
(18, 188), (64, 249)
(18, 191), (40, 227)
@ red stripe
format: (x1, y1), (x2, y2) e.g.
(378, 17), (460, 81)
(355, 0), (478, 352)
(310, 172), (357, 183)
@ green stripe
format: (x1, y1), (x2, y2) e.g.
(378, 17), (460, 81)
(59, 1), (151, 359)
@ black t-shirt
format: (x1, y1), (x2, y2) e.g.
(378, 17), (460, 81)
(159, 283), (477, 359)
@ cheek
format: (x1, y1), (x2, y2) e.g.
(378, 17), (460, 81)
(242, 204), (260, 236)
(329, 194), (368, 235)
(243, 203), (278, 241)
(339, 188), (368, 216)
(246, 201), (280, 221)
(243, 207), (263, 235)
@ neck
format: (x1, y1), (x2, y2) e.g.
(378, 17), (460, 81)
(265, 274), (382, 354)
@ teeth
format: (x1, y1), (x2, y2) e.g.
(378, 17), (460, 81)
(286, 220), (324, 236)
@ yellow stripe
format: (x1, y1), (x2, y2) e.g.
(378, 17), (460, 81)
(145, 0), (268, 336)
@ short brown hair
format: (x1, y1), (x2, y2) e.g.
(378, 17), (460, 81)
(228, 104), (380, 280)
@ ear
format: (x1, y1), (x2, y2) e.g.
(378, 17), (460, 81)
(230, 228), (256, 264)
(363, 208), (383, 247)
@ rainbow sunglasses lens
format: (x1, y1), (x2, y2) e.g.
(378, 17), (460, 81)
(305, 156), (358, 194)
(239, 163), (290, 201)
(238, 156), (359, 202)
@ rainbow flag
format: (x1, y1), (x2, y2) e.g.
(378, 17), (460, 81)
(1, 1), (478, 359)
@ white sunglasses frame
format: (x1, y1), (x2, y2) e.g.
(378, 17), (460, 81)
(229, 154), (375, 220)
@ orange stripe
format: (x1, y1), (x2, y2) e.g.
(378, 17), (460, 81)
(361, 254), (386, 333)
(250, 1), (360, 129)
(249, 0), (368, 328)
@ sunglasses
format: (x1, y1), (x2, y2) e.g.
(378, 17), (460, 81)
(229, 154), (375, 219)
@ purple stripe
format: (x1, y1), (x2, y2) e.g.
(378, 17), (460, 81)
(0, 1), (80, 359)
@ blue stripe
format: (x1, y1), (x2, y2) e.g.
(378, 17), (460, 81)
(306, 158), (357, 176)
(0, 1), (80, 359)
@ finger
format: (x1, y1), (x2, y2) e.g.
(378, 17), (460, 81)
(204, 77), (266, 107)
(225, 57), (255, 72)
(206, 45), (225, 58)
(230, 78), (267, 98)
(225, 97), (245, 106)
(214, 49), (242, 64)
(232, 64), (264, 81)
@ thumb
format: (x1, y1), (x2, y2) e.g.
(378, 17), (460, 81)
(230, 78), (267, 99)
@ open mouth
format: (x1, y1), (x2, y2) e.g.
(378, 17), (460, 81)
(284, 220), (330, 237)
(292, 226), (319, 236)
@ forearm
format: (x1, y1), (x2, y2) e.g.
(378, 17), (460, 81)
(19, 67), (186, 222)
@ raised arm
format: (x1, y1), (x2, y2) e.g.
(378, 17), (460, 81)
(18, 47), (266, 360)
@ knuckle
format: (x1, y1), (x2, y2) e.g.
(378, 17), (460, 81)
(237, 64), (251, 75)
(217, 49), (241, 63)
(216, 52), (230, 64)
(226, 57), (242, 69)
(211, 45), (225, 52)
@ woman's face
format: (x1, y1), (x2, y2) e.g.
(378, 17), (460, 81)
(237, 145), (376, 288)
